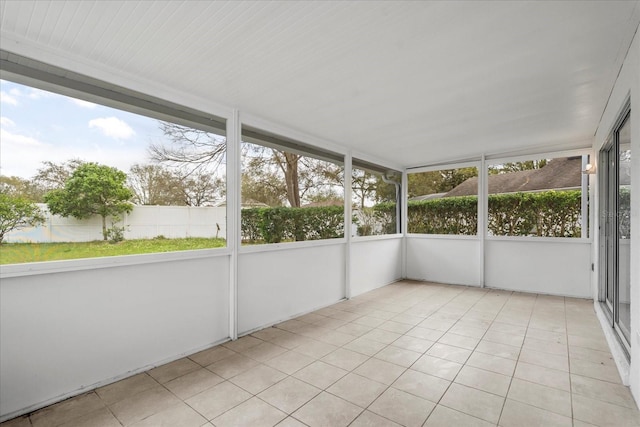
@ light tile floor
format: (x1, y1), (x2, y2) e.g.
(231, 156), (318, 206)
(3, 281), (639, 426)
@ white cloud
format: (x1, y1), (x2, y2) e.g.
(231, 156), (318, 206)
(0, 116), (16, 127)
(88, 117), (135, 139)
(0, 91), (18, 106)
(71, 98), (97, 109)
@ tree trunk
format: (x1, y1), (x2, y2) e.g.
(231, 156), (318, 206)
(102, 215), (108, 240)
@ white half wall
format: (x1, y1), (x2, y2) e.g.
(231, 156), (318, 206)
(485, 239), (591, 298)
(406, 237), (481, 286)
(0, 254), (230, 420)
(237, 244), (346, 334)
(350, 237), (402, 297)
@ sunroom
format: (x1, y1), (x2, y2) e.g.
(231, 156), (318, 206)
(0, 1), (639, 426)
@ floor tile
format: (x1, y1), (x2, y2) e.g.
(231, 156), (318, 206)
(438, 332), (480, 350)
(440, 383), (504, 424)
(571, 374), (638, 409)
(570, 357), (622, 383)
(96, 373), (158, 405)
(1, 416), (31, 427)
(265, 350), (315, 375)
(568, 334), (610, 352)
(109, 386), (181, 426)
(240, 342), (288, 363)
(30, 393), (106, 427)
(514, 361), (570, 391)
(368, 388), (435, 427)
(569, 345), (616, 367)
(349, 410), (401, 427)
(327, 373), (387, 408)
(391, 369), (450, 403)
(335, 322), (373, 337)
(390, 335), (434, 353)
(499, 399), (572, 427)
(229, 364), (287, 394)
(360, 329), (402, 345)
(454, 365), (511, 397)
(423, 405), (494, 427)
(466, 351), (516, 376)
(316, 330), (356, 346)
(412, 354), (462, 381)
(206, 353), (259, 379)
(276, 416), (308, 427)
(293, 360), (348, 389)
(353, 316), (386, 328)
(353, 358), (405, 385)
(518, 347), (568, 372)
(148, 357), (200, 384)
(482, 330), (524, 347)
(522, 337), (568, 356)
(406, 326), (445, 341)
(427, 343), (472, 364)
(189, 346), (236, 367)
(129, 402), (207, 427)
(258, 377), (321, 414)
(343, 337), (387, 356)
(293, 339), (337, 359)
(57, 407), (121, 427)
(475, 340), (520, 360)
(185, 381), (251, 420)
(222, 335), (263, 352)
(572, 394), (640, 426)
(212, 397), (286, 427)
(507, 378), (572, 416)
(448, 324), (487, 339)
(164, 368), (225, 400)
(321, 348), (369, 371)
(374, 345), (422, 367)
(292, 392), (362, 427)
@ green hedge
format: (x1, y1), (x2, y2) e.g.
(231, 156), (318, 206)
(240, 190), (584, 243)
(241, 206), (344, 243)
(405, 190), (582, 237)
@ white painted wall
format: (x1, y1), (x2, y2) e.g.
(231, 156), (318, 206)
(485, 239), (591, 298)
(5, 205), (227, 243)
(593, 27), (639, 405)
(0, 253), (230, 420)
(350, 237), (402, 297)
(406, 237), (481, 286)
(237, 243), (346, 334)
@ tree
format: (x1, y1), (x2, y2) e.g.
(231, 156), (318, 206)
(0, 193), (45, 244)
(182, 171), (225, 206)
(128, 163), (185, 205)
(489, 159), (548, 175)
(44, 163), (133, 241)
(0, 175), (47, 202)
(33, 159), (85, 191)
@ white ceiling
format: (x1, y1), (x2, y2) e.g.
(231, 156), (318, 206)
(1, 0), (638, 168)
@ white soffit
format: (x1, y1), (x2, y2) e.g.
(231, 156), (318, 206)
(0, 0), (638, 167)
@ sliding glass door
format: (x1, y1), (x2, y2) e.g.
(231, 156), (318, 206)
(599, 105), (631, 354)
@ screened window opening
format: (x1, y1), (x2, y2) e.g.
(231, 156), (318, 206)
(240, 127), (345, 244)
(407, 166), (479, 235)
(0, 77), (227, 265)
(487, 156), (585, 237)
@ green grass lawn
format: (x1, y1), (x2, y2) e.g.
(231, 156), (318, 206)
(0, 237), (226, 265)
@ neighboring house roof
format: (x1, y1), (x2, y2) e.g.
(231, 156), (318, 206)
(444, 157), (583, 197)
(408, 193), (448, 202)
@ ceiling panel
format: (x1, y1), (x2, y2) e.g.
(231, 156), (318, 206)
(1, 0), (638, 167)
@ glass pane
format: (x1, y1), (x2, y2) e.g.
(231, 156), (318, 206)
(617, 116), (631, 341)
(407, 167), (478, 235)
(487, 157), (582, 237)
(352, 166), (399, 236)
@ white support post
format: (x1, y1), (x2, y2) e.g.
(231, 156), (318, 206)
(344, 152), (353, 299)
(227, 109), (241, 340)
(401, 169), (408, 279)
(479, 154), (486, 288)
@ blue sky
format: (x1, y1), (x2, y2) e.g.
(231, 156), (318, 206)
(0, 79), (166, 179)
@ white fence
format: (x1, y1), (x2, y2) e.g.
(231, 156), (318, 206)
(6, 205), (227, 243)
